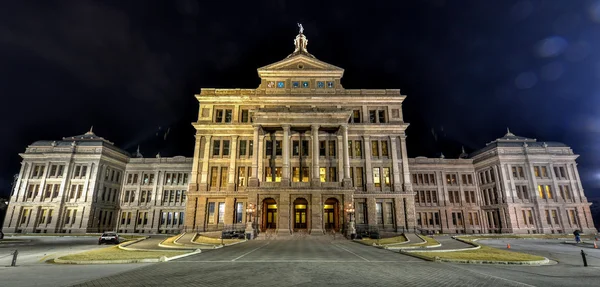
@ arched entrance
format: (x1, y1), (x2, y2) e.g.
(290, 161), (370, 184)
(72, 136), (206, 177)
(262, 198), (277, 231)
(293, 198), (308, 230)
(324, 198), (340, 231)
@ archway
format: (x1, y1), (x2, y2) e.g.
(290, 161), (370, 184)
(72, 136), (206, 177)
(261, 198), (277, 231)
(293, 198), (308, 230)
(324, 198), (340, 232)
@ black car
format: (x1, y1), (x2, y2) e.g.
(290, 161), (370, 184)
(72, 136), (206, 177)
(98, 232), (119, 245)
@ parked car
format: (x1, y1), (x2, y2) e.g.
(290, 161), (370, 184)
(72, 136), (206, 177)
(98, 232), (119, 245)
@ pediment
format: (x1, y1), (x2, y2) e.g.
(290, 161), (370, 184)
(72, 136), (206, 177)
(258, 54), (343, 72)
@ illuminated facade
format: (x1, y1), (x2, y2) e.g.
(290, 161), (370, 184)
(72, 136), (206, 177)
(2, 31), (596, 235)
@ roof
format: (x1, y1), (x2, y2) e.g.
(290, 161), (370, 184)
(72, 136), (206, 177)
(468, 129), (568, 158)
(28, 128), (130, 156)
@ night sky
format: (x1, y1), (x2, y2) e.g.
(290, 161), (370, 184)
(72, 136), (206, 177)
(1, 0), (599, 199)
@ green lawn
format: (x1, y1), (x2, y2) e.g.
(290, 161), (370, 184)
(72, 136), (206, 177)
(58, 246), (188, 261)
(457, 234), (596, 240)
(411, 244), (545, 262)
(400, 235), (439, 248)
(194, 235), (243, 245)
(361, 235), (408, 246)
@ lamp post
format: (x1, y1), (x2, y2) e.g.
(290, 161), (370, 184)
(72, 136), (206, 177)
(245, 203), (256, 240)
(345, 203), (356, 239)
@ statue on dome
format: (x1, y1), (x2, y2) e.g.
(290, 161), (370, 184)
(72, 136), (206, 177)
(297, 23), (304, 34)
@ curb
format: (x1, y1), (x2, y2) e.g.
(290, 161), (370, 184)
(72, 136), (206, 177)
(158, 235), (202, 250)
(171, 232), (188, 246)
(54, 258), (160, 264)
(432, 257), (551, 265)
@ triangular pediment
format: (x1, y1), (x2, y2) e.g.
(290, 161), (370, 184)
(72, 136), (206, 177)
(258, 54), (343, 72)
(257, 54), (344, 79)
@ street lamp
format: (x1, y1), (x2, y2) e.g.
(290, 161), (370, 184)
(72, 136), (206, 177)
(345, 203), (356, 239)
(245, 203), (256, 240)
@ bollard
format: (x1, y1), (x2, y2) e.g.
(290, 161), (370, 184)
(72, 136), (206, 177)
(11, 249), (18, 267)
(581, 250), (588, 267)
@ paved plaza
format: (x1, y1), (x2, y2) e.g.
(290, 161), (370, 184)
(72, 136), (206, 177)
(3, 236), (600, 287)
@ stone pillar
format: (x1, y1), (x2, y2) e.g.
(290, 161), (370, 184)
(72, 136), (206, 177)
(199, 135), (212, 191)
(224, 197), (235, 224)
(277, 195), (291, 235)
(282, 125), (291, 186)
(190, 134), (202, 192)
(310, 194), (323, 234)
(389, 136), (402, 192)
(363, 136), (374, 191)
(399, 134), (412, 193)
(257, 133), (265, 184)
(341, 125), (352, 187)
(311, 124), (320, 186)
(393, 197), (405, 231)
(249, 126), (260, 187)
(227, 135), (238, 191)
(366, 197), (377, 225)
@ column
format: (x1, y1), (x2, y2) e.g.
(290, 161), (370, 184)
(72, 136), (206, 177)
(199, 135), (212, 191)
(311, 124), (320, 186)
(249, 126), (260, 187)
(310, 195), (323, 234)
(389, 136), (402, 192)
(227, 135), (238, 191)
(257, 133), (265, 184)
(399, 134), (412, 193)
(341, 125), (352, 187)
(189, 134), (202, 192)
(281, 125), (291, 186)
(363, 136), (374, 191)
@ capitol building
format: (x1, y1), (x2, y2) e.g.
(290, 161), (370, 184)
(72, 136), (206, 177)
(2, 30), (596, 237)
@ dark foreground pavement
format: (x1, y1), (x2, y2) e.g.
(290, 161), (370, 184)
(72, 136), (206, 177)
(71, 240), (532, 287)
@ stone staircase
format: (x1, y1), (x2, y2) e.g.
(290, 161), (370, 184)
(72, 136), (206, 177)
(255, 229), (344, 241)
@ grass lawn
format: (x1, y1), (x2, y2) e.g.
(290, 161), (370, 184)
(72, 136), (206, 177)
(411, 244), (545, 262)
(400, 235), (439, 248)
(194, 235), (243, 245)
(457, 234), (596, 240)
(58, 246), (188, 261)
(361, 235), (407, 246)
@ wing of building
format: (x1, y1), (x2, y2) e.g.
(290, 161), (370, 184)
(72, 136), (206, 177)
(2, 31), (595, 235)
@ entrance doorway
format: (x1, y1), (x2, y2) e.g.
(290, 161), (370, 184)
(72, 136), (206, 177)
(293, 198), (308, 230)
(324, 198), (339, 231)
(262, 198), (277, 231)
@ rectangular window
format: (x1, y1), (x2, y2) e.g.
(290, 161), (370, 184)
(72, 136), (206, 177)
(319, 167), (326, 182)
(293, 140), (300, 156)
(292, 167), (300, 182)
(348, 141), (353, 157)
(213, 140), (221, 156)
(541, 166), (548, 177)
(551, 210), (559, 224)
(376, 202), (383, 224)
(249, 140), (254, 156)
(220, 167), (228, 187)
(385, 202), (393, 224)
(378, 110), (386, 123)
(208, 202), (216, 224)
(301, 140), (309, 156)
(236, 202), (244, 223)
(534, 166), (540, 178)
(381, 141), (388, 157)
(239, 140), (247, 156)
(222, 140), (230, 156)
(241, 109), (249, 123)
(353, 110), (361, 123)
(328, 140), (336, 157)
(545, 185), (553, 199)
(355, 167), (363, 187)
(329, 167), (337, 182)
(383, 167), (390, 187)
(210, 167), (219, 187)
(371, 141), (379, 157)
(275, 140), (282, 156)
(354, 140), (362, 157)
(373, 168), (381, 187)
(518, 167), (525, 178)
(369, 110), (376, 123)
(319, 141), (326, 156)
(302, 167), (310, 182)
(218, 202), (225, 223)
(238, 167), (246, 186)
(215, 110), (223, 122)
(538, 185), (544, 198)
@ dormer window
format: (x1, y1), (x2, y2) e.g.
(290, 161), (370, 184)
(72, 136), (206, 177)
(317, 81), (324, 88)
(277, 81), (285, 88)
(327, 81), (334, 88)
(292, 81), (299, 88)
(302, 81), (309, 88)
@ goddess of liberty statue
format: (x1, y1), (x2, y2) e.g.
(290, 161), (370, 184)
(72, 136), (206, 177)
(297, 23), (304, 34)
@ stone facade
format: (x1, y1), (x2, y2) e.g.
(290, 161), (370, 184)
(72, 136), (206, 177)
(2, 30), (596, 235)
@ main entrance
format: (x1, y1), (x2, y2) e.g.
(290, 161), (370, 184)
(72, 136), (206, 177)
(293, 198), (308, 230)
(324, 198), (339, 231)
(262, 198), (277, 231)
